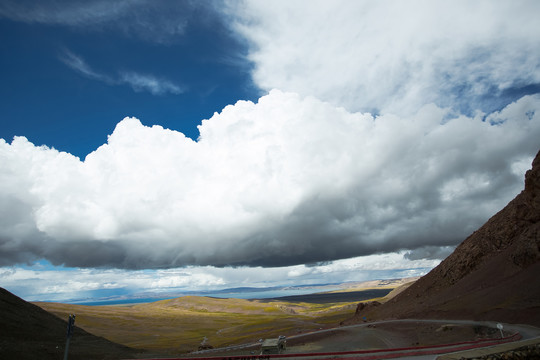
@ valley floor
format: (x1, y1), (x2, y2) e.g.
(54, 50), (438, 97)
(35, 291), (365, 355)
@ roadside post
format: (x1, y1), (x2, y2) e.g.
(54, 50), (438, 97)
(496, 323), (504, 338)
(63, 314), (76, 360)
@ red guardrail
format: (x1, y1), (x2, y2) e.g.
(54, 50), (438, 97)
(128, 332), (521, 360)
(312, 333), (522, 360)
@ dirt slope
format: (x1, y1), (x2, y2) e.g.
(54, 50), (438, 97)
(348, 150), (540, 326)
(0, 287), (144, 360)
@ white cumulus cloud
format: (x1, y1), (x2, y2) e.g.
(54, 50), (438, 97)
(1, 90), (539, 269)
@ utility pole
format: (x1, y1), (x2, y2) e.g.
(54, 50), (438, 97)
(63, 314), (76, 360)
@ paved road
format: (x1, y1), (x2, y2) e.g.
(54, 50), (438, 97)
(334, 319), (540, 340)
(318, 319), (540, 360)
(192, 319), (540, 360)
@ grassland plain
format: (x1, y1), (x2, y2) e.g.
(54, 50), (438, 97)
(35, 293), (376, 355)
(33, 280), (417, 356)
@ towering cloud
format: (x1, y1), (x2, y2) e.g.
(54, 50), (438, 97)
(1, 1), (539, 271)
(1, 91), (539, 268)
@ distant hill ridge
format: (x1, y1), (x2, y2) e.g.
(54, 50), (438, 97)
(349, 149), (540, 326)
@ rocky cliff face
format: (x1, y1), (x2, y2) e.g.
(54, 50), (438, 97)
(348, 150), (540, 326)
(427, 149), (540, 288)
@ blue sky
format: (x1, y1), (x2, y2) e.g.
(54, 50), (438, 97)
(1, 0), (540, 303)
(0, 1), (257, 159)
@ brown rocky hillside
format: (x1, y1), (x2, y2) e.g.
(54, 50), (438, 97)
(0, 287), (144, 360)
(348, 150), (540, 326)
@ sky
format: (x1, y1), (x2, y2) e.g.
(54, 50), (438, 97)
(1, 0), (540, 303)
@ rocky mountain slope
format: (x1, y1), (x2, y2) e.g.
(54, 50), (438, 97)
(0, 287), (143, 360)
(349, 150), (540, 326)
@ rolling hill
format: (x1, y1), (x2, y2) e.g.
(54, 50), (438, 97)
(349, 149), (540, 326)
(35, 293), (360, 354)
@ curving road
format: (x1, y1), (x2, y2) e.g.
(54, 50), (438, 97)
(190, 319), (540, 360)
(287, 319), (540, 360)
(336, 318), (540, 339)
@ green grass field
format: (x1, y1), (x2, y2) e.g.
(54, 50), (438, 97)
(35, 295), (359, 355)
